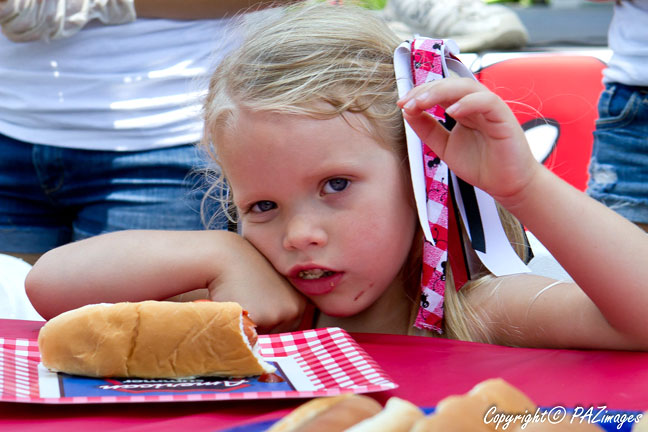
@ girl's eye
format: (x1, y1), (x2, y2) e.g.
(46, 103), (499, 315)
(323, 178), (349, 194)
(250, 200), (277, 213)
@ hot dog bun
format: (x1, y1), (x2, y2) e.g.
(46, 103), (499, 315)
(412, 378), (601, 431)
(411, 378), (534, 432)
(346, 397), (424, 432)
(268, 395), (421, 432)
(267, 394), (383, 432)
(633, 413), (648, 432)
(38, 300), (275, 378)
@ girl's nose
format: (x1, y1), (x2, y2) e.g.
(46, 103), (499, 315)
(282, 215), (328, 251)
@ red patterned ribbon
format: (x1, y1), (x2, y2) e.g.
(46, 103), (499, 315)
(410, 38), (460, 333)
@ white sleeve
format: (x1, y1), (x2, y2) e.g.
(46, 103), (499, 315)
(0, 254), (43, 321)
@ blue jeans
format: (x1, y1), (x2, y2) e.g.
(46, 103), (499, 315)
(587, 83), (648, 224)
(0, 134), (227, 254)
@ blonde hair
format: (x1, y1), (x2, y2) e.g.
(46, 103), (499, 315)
(201, 2), (404, 222)
(200, 2), (529, 342)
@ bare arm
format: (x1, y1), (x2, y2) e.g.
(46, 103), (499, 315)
(399, 78), (648, 350)
(466, 168), (648, 350)
(503, 166), (648, 344)
(25, 230), (306, 333)
(467, 274), (645, 350)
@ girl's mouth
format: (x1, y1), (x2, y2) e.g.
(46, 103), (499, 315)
(289, 269), (343, 296)
(298, 269), (335, 280)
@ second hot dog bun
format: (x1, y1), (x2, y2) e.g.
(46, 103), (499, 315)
(346, 397), (424, 432)
(267, 394), (383, 432)
(268, 395), (422, 432)
(38, 300), (275, 378)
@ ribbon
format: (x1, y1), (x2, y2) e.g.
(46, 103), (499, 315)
(410, 39), (453, 332)
(394, 38), (531, 333)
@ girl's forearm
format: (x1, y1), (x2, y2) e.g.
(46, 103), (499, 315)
(502, 166), (648, 339)
(25, 230), (242, 319)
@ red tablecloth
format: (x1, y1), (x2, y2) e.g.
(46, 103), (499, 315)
(1, 319), (647, 431)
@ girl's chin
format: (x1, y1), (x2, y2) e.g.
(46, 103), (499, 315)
(314, 300), (369, 318)
(319, 310), (355, 318)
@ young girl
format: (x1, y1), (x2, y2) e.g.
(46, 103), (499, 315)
(25, 3), (648, 350)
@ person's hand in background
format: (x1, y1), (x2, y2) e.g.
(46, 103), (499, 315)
(0, 0), (135, 42)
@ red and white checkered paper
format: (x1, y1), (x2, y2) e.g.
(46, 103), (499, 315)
(0, 327), (397, 404)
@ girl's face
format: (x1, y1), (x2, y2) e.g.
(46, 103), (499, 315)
(218, 109), (417, 317)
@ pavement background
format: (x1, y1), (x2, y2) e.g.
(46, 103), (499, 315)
(513, 0), (612, 49)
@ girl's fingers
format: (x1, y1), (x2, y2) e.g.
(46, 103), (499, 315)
(402, 110), (450, 157)
(399, 75), (525, 131)
(444, 92), (518, 138)
(398, 77), (488, 115)
(447, 92), (516, 123)
(399, 78), (519, 140)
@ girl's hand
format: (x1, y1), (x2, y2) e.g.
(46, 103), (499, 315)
(206, 233), (308, 334)
(398, 77), (541, 208)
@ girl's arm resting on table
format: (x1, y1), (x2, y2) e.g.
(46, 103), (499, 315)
(25, 230), (306, 333)
(496, 166), (648, 349)
(468, 273), (647, 350)
(399, 78), (648, 350)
